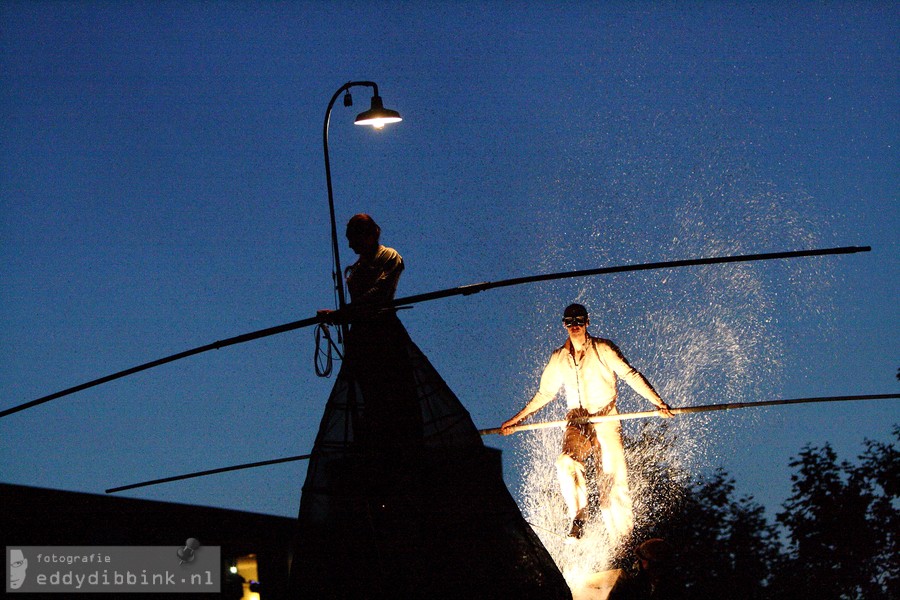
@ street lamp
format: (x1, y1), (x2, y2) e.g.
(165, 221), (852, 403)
(323, 81), (402, 337)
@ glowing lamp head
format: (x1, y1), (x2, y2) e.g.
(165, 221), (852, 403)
(354, 94), (402, 129)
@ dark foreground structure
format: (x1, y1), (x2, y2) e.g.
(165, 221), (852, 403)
(289, 319), (571, 599)
(1, 483), (294, 599)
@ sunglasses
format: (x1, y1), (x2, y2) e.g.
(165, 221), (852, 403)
(562, 316), (587, 327)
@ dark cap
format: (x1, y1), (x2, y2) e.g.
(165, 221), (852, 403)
(563, 303), (588, 319)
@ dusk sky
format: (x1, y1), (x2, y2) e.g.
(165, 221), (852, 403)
(2, 1), (897, 527)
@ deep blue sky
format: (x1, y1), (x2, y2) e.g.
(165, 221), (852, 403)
(2, 1), (897, 523)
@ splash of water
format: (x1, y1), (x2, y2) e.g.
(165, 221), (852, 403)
(510, 108), (837, 588)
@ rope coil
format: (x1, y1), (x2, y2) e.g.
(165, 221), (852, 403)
(314, 323), (343, 377)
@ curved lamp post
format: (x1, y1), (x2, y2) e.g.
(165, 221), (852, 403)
(323, 81), (402, 338)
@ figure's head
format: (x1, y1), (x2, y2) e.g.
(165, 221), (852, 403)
(9, 549), (27, 589)
(562, 303), (589, 339)
(346, 213), (381, 256)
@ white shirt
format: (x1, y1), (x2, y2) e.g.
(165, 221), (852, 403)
(531, 335), (662, 414)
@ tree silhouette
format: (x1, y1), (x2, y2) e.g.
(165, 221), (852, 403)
(659, 471), (779, 599)
(855, 426), (899, 598)
(625, 424), (779, 598)
(771, 427), (899, 599)
(620, 422), (898, 599)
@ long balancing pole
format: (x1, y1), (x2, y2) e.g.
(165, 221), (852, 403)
(478, 393), (898, 435)
(0, 245), (871, 420)
(105, 454), (312, 494)
(105, 393), (897, 494)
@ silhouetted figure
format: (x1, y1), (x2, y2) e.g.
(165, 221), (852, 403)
(502, 304), (672, 546)
(291, 214), (571, 599)
(343, 213), (423, 447)
(344, 213), (403, 306)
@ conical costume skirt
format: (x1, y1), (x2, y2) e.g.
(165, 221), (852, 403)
(289, 316), (571, 599)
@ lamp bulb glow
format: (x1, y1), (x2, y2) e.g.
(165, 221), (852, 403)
(353, 94), (401, 128)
